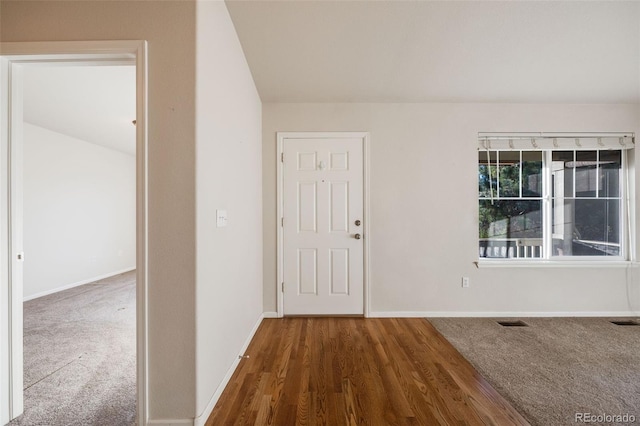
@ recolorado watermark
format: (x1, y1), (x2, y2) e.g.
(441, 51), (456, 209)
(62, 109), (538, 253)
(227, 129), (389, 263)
(576, 413), (636, 423)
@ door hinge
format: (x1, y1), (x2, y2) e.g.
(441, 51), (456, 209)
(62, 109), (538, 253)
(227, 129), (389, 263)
(281, 217), (284, 227)
(281, 152), (284, 162)
(281, 282), (284, 292)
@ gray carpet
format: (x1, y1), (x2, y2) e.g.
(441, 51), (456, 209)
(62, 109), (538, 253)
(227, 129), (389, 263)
(9, 271), (136, 426)
(430, 317), (640, 426)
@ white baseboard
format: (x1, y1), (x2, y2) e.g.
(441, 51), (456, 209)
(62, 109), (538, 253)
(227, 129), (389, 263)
(147, 419), (193, 426)
(193, 313), (265, 426)
(262, 311), (279, 318)
(23, 267), (136, 302)
(369, 311), (640, 318)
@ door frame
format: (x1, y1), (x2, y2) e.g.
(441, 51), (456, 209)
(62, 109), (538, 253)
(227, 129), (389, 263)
(276, 132), (371, 318)
(0, 41), (148, 426)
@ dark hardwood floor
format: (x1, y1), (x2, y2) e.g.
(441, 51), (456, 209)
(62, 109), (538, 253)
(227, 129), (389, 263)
(207, 318), (529, 425)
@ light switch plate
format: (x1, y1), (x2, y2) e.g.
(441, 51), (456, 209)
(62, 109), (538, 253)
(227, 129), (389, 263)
(216, 209), (228, 227)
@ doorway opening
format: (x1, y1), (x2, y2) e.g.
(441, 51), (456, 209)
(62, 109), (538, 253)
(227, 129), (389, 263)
(20, 63), (136, 424)
(0, 41), (148, 426)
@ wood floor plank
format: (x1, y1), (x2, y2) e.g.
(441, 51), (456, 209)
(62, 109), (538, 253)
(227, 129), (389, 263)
(207, 318), (530, 426)
(295, 321), (312, 425)
(407, 319), (527, 425)
(387, 322), (480, 424)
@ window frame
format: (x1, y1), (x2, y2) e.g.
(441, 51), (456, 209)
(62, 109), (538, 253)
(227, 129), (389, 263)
(478, 148), (629, 264)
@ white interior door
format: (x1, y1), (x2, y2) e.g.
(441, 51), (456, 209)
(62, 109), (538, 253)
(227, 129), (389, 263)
(282, 136), (364, 315)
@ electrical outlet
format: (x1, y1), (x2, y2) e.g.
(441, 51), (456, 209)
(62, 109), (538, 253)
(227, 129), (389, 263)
(462, 277), (470, 288)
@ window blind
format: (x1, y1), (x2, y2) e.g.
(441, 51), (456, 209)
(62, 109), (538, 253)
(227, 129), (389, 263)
(478, 133), (634, 151)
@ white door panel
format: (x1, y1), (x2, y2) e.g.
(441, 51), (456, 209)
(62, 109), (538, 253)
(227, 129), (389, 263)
(283, 137), (364, 315)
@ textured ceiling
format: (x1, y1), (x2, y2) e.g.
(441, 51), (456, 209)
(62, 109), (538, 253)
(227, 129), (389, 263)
(226, 1), (640, 103)
(23, 65), (136, 156)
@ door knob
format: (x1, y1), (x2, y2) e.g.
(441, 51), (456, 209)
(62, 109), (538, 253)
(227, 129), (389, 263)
(354, 234), (361, 240)
(355, 220), (361, 226)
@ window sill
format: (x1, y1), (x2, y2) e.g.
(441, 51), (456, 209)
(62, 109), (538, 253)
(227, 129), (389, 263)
(475, 260), (637, 268)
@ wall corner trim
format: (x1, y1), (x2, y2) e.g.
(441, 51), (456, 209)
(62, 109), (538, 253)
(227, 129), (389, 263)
(23, 267), (136, 302)
(146, 420), (193, 426)
(193, 313), (265, 426)
(262, 311), (278, 318)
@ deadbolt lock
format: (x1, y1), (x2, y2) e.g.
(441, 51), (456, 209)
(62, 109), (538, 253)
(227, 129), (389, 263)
(355, 220), (361, 226)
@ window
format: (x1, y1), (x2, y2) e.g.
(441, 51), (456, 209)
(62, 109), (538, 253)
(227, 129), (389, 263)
(478, 134), (634, 261)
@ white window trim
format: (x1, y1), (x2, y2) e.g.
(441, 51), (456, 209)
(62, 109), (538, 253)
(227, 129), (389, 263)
(475, 260), (634, 268)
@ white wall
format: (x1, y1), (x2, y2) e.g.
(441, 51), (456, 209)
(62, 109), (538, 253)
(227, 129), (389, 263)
(263, 103), (640, 316)
(2, 1), (198, 420)
(3, 2), (264, 422)
(22, 123), (135, 300)
(194, 2), (263, 421)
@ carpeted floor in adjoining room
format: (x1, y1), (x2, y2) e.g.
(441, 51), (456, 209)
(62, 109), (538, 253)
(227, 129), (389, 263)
(430, 317), (640, 426)
(9, 270), (137, 426)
